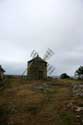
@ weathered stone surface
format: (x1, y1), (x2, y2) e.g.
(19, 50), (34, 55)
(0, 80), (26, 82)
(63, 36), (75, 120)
(28, 56), (47, 80)
(72, 83), (83, 97)
(32, 82), (56, 92)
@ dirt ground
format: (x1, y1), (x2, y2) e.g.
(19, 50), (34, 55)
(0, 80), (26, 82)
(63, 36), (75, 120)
(0, 78), (83, 125)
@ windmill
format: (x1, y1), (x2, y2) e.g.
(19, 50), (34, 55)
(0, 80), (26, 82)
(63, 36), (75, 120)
(22, 50), (38, 76)
(22, 48), (55, 77)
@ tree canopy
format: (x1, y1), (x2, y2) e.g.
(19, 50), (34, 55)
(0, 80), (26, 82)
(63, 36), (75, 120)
(75, 66), (83, 79)
(60, 73), (70, 79)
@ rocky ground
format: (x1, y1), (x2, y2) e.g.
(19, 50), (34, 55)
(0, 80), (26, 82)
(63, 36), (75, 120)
(0, 78), (83, 125)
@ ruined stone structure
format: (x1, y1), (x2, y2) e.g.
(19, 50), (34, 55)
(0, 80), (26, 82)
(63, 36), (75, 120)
(27, 55), (47, 80)
(0, 65), (5, 80)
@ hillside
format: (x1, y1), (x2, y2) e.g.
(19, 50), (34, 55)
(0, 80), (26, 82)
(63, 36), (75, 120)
(0, 78), (83, 125)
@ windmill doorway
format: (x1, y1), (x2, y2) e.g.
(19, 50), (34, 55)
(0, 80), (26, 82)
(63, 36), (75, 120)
(39, 71), (43, 80)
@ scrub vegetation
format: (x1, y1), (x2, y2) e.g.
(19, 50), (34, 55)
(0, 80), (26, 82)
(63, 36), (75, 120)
(0, 78), (83, 125)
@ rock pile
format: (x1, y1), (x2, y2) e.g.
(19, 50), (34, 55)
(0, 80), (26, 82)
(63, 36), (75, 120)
(32, 82), (56, 92)
(66, 102), (83, 124)
(72, 83), (83, 97)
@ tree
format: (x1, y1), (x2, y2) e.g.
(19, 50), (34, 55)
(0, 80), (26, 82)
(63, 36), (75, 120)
(60, 73), (70, 79)
(75, 66), (83, 79)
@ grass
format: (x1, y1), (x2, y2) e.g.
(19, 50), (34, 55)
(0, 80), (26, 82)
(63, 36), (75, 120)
(58, 112), (75, 125)
(0, 78), (83, 125)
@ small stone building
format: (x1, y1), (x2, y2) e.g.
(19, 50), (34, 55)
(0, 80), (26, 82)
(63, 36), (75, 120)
(0, 65), (5, 80)
(27, 55), (47, 80)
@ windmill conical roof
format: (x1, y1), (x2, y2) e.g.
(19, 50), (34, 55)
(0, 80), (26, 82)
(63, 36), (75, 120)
(28, 55), (47, 63)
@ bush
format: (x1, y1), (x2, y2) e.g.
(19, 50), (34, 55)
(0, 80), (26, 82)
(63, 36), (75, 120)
(75, 66), (83, 79)
(60, 73), (70, 79)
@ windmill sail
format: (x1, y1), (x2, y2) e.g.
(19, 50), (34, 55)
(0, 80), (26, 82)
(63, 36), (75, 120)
(43, 48), (54, 61)
(22, 61), (33, 76)
(47, 64), (55, 75)
(30, 50), (38, 59)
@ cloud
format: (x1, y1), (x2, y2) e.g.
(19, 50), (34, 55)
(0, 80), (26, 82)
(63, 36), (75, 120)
(0, 0), (83, 75)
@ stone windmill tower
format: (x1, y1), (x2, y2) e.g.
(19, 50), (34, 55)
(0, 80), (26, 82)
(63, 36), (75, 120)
(28, 55), (47, 80)
(27, 49), (55, 80)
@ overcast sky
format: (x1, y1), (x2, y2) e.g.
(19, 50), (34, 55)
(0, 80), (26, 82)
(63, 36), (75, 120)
(0, 0), (83, 76)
